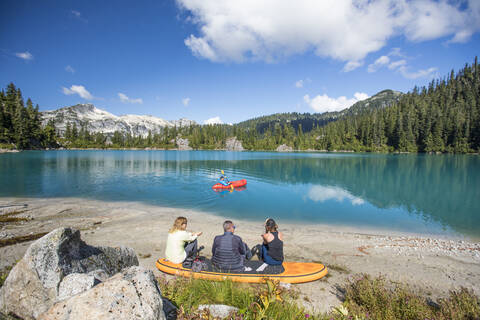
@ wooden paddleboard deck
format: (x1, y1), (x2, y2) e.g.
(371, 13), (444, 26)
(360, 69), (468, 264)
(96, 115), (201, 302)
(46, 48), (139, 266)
(156, 258), (328, 283)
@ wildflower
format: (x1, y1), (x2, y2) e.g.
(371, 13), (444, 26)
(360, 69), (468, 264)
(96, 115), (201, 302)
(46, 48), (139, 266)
(305, 314), (310, 318)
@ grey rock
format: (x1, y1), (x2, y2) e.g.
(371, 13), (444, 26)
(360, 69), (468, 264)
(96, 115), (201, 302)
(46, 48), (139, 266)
(225, 137), (244, 151)
(39, 266), (166, 320)
(176, 137), (193, 150)
(198, 304), (239, 318)
(0, 228), (138, 320)
(57, 273), (99, 302)
(276, 144), (293, 152)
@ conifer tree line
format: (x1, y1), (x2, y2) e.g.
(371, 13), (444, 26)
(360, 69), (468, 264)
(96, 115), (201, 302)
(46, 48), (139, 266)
(1, 57), (479, 153)
(0, 83), (57, 149)
(313, 57), (480, 153)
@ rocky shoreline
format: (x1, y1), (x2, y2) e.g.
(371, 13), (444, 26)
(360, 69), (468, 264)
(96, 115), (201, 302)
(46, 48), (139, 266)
(1, 197), (480, 315)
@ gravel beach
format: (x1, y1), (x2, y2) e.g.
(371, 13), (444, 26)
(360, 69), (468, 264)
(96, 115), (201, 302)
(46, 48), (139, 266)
(1, 197), (479, 313)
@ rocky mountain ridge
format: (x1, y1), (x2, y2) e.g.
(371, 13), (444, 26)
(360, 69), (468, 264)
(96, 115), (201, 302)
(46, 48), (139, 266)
(41, 104), (196, 137)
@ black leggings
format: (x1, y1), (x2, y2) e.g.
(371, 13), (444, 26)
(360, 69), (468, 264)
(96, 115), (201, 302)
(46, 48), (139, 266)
(184, 239), (198, 259)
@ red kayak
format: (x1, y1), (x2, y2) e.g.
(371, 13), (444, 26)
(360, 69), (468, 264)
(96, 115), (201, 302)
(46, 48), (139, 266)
(212, 179), (247, 189)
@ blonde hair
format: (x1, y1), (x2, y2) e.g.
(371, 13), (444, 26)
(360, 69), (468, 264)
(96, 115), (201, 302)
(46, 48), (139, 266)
(169, 216), (187, 233)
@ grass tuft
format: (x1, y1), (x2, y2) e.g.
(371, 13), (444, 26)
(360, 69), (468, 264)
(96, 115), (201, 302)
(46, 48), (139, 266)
(0, 266), (13, 288)
(342, 274), (480, 320)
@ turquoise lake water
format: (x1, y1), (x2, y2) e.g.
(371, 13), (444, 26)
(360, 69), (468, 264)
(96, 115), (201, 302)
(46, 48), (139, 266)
(1, 151), (479, 238)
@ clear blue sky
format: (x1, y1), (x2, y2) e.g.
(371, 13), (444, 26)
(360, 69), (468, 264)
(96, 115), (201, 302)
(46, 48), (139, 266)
(1, 0), (479, 124)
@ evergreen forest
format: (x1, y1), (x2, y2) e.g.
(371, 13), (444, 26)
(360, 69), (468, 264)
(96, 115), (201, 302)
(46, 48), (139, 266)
(1, 58), (479, 153)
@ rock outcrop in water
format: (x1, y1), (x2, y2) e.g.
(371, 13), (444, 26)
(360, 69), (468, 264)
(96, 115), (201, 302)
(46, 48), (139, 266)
(0, 227), (139, 319)
(225, 137), (244, 151)
(176, 137), (193, 150)
(276, 144), (293, 152)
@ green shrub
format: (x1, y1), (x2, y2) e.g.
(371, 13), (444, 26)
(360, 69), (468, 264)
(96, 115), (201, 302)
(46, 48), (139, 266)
(342, 274), (480, 320)
(438, 287), (480, 320)
(0, 266), (13, 288)
(157, 277), (312, 319)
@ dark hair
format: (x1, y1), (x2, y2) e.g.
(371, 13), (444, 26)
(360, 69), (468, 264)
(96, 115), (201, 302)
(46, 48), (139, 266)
(223, 220), (233, 232)
(265, 218), (278, 232)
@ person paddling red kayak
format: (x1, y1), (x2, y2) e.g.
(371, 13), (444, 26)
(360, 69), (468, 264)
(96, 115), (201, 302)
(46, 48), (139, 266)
(212, 170), (247, 190)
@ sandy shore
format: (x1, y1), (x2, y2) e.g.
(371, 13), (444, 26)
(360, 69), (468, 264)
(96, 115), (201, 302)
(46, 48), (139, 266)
(1, 197), (479, 313)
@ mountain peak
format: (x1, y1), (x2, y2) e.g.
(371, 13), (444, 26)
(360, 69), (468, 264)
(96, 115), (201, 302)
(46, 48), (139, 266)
(41, 104), (196, 137)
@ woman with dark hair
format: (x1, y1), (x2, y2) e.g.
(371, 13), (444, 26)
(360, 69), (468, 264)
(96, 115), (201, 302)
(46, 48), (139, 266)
(255, 218), (284, 272)
(165, 216), (203, 264)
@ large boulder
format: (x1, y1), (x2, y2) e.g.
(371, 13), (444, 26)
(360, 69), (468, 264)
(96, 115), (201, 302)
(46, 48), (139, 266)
(176, 137), (193, 150)
(225, 137), (244, 151)
(39, 266), (166, 320)
(0, 228), (138, 319)
(276, 144), (293, 152)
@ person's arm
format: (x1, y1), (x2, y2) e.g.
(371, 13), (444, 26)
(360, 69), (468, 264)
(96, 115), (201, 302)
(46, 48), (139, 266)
(236, 236), (246, 255)
(212, 236), (218, 255)
(180, 230), (198, 242)
(261, 233), (272, 244)
(278, 231), (283, 241)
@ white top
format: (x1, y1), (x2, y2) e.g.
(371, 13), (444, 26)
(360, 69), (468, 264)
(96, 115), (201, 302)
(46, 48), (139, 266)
(165, 230), (198, 264)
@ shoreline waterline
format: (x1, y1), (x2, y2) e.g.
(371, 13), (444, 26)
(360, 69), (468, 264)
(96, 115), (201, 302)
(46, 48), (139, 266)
(0, 196), (475, 242)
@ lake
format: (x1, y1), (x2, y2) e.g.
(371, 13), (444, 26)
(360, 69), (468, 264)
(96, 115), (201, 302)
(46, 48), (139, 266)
(1, 150), (479, 239)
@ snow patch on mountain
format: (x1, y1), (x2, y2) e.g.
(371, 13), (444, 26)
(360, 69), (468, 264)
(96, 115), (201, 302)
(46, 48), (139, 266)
(41, 104), (196, 137)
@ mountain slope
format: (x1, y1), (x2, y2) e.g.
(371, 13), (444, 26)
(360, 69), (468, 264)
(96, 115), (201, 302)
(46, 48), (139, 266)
(236, 89), (402, 133)
(41, 104), (196, 137)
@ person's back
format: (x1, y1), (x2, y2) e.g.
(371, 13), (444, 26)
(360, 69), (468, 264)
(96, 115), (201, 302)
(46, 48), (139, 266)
(211, 221), (247, 271)
(265, 231), (283, 262)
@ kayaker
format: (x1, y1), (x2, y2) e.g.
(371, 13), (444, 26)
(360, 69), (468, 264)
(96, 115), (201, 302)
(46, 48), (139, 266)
(254, 218), (284, 272)
(165, 217), (203, 264)
(219, 170), (231, 186)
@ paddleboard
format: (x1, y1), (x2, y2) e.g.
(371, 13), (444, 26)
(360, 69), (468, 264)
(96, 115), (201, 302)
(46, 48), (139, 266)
(156, 258), (328, 284)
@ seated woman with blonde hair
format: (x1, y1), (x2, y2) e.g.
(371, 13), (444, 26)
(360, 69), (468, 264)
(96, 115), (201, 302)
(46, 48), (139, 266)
(165, 217), (203, 264)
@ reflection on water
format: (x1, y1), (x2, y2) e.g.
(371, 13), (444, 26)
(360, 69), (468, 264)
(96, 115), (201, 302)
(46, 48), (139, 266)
(1, 150), (479, 238)
(307, 185), (365, 205)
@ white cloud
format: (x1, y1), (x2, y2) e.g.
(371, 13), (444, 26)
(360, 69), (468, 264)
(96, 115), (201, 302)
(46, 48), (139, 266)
(388, 59), (407, 70)
(343, 61), (364, 72)
(118, 93), (143, 104)
(397, 66), (438, 79)
(381, 58), (437, 79)
(308, 185), (364, 206)
(62, 85), (94, 100)
(71, 10), (87, 22)
(389, 47), (404, 57)
(204, 116), (223, 124)
(177, 0), (480, 69)
(65, 65), (75, 73)
(182, 97), (190, 106)
(367, 55), (390, 73)
(15, 51), (33, 61)
(304, 92), (369, 113)
(295, 78), (311, 88)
